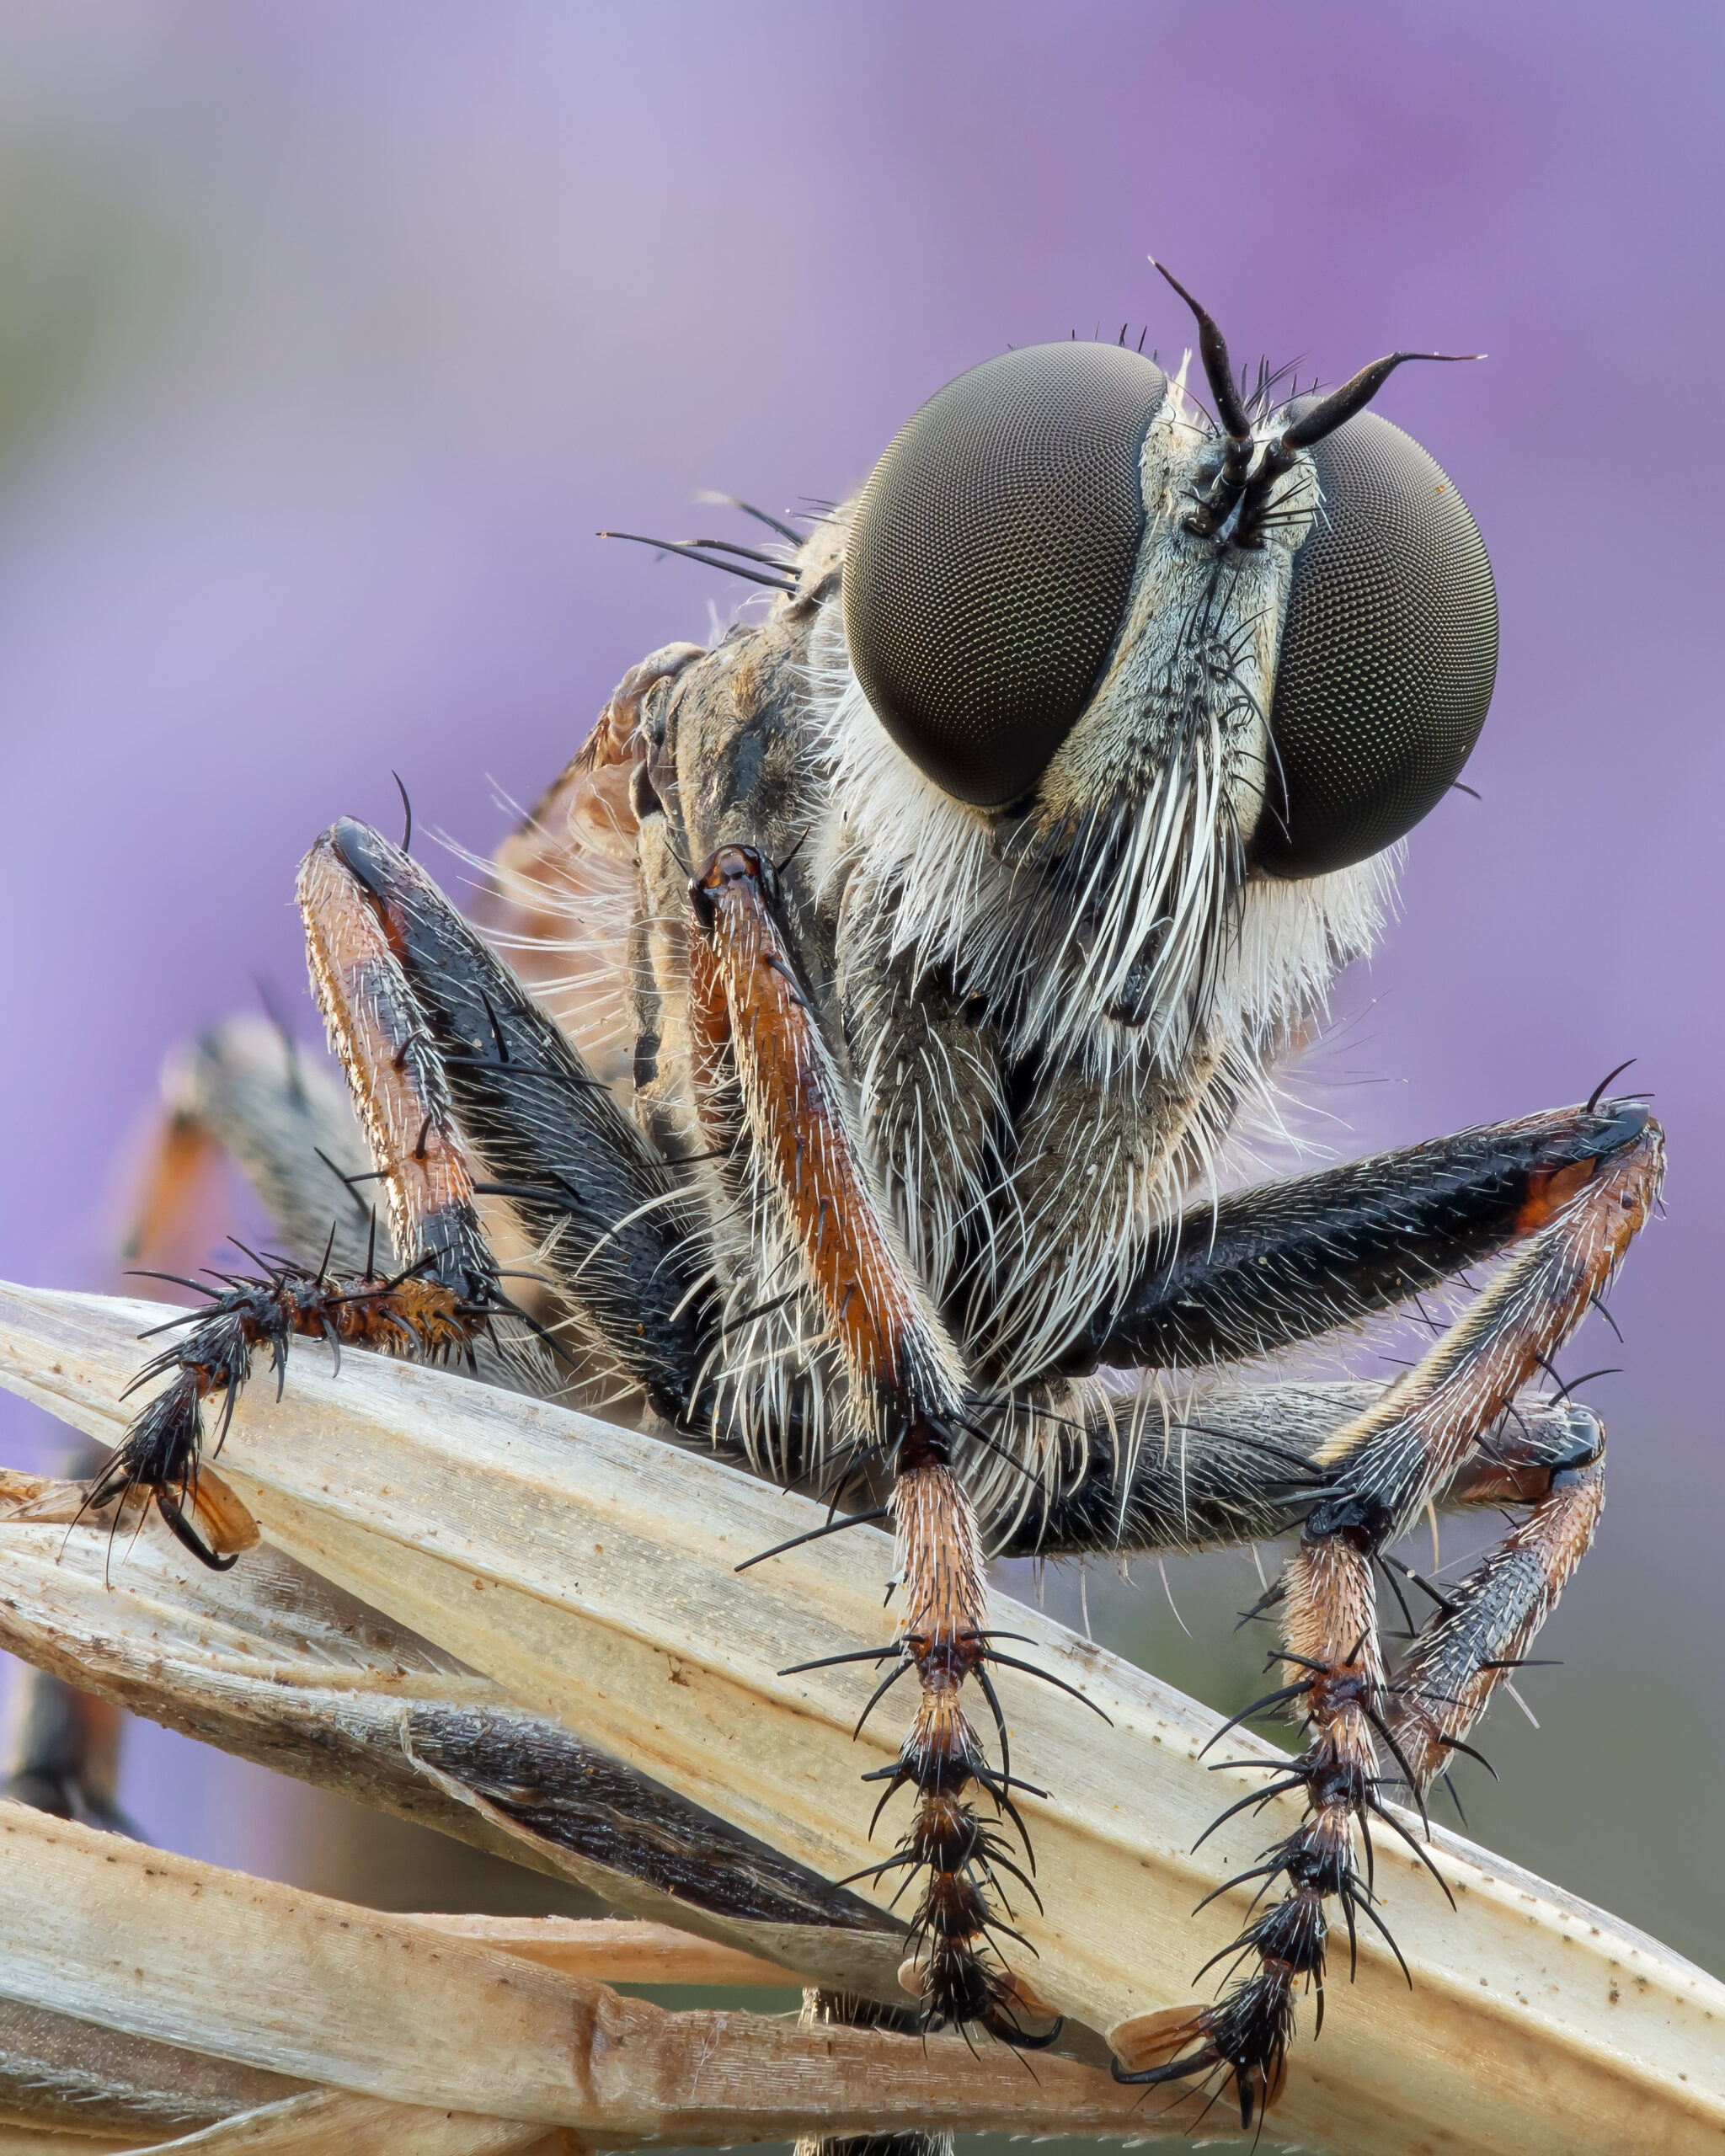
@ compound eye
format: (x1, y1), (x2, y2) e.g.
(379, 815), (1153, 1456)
(843, 343), (1167, 809)
(1258, 408), (1497, 878)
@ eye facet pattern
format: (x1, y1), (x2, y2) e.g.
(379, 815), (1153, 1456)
(843, 343), (1166, 809)
(1259, 408), (1497, 879)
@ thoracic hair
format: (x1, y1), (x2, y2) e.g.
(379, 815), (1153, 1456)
(504, 371), (1402, 1514)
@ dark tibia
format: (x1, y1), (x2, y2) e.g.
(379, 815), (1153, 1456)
(993, 1382), (1601, 1558)
(1060, 1102), (1649, 1374)
(327, 819), (714, 1423)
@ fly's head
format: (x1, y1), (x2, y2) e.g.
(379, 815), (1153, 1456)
(816, 262), (1497, 1078)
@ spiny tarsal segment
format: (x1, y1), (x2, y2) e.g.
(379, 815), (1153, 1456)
(877, 1458), (1050, 2036)
(1126, 1105), (1663, 2127)
(690, 845), (1052, 2042)
(104, 1256), (489, 1570)
(1119, 1536), (1381, 2132)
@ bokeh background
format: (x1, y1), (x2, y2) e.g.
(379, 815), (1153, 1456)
(0, 0), (1720, 2135)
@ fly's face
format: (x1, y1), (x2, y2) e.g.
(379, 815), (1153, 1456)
(826, 265), (1498, 1064)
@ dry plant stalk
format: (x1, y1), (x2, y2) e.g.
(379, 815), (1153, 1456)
(0, 1460), (909, 2000)
(0, 1921), (826, 2153)
(0, 1282), (1721, 2154)
(0, 1805), (1172, 2150)
(399, 1914), (802, 1987)
(0, 2088), (565, 2156)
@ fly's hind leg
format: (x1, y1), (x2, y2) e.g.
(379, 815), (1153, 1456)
(1385, 1408), (1607, 1798)
(1109, 1102), (1663, 2128)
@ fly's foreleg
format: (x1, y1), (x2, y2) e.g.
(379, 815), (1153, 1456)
(316, 820), (713, 1422)
(688, 845), (1052, 2045)
(103, 832), (518, 1566)
(1118, 1104), (1663, 2127)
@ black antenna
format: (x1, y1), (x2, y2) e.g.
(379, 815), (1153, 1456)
(1150, 252), (1483, 547)
(1282, 349), (1482, 448)
(1149, 257), (1255, 536)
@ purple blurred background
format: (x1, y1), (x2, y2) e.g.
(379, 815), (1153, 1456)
(0, 2), (1721, 1976)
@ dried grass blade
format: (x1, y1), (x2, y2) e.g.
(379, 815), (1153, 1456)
(109, 2089), (554, 2154)
(0, 1993), (307, 2146)
(0, 1808), (1178, 2145)
(399, 1914), (798, 1987)
(1, 1284), (1722, 2155)
(0, 1483), (905, 1999)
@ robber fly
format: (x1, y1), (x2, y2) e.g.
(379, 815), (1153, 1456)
(104, 261), (1660, 2130)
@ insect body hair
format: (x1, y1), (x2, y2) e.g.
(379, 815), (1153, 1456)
(802, 553), (1396, 1398)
